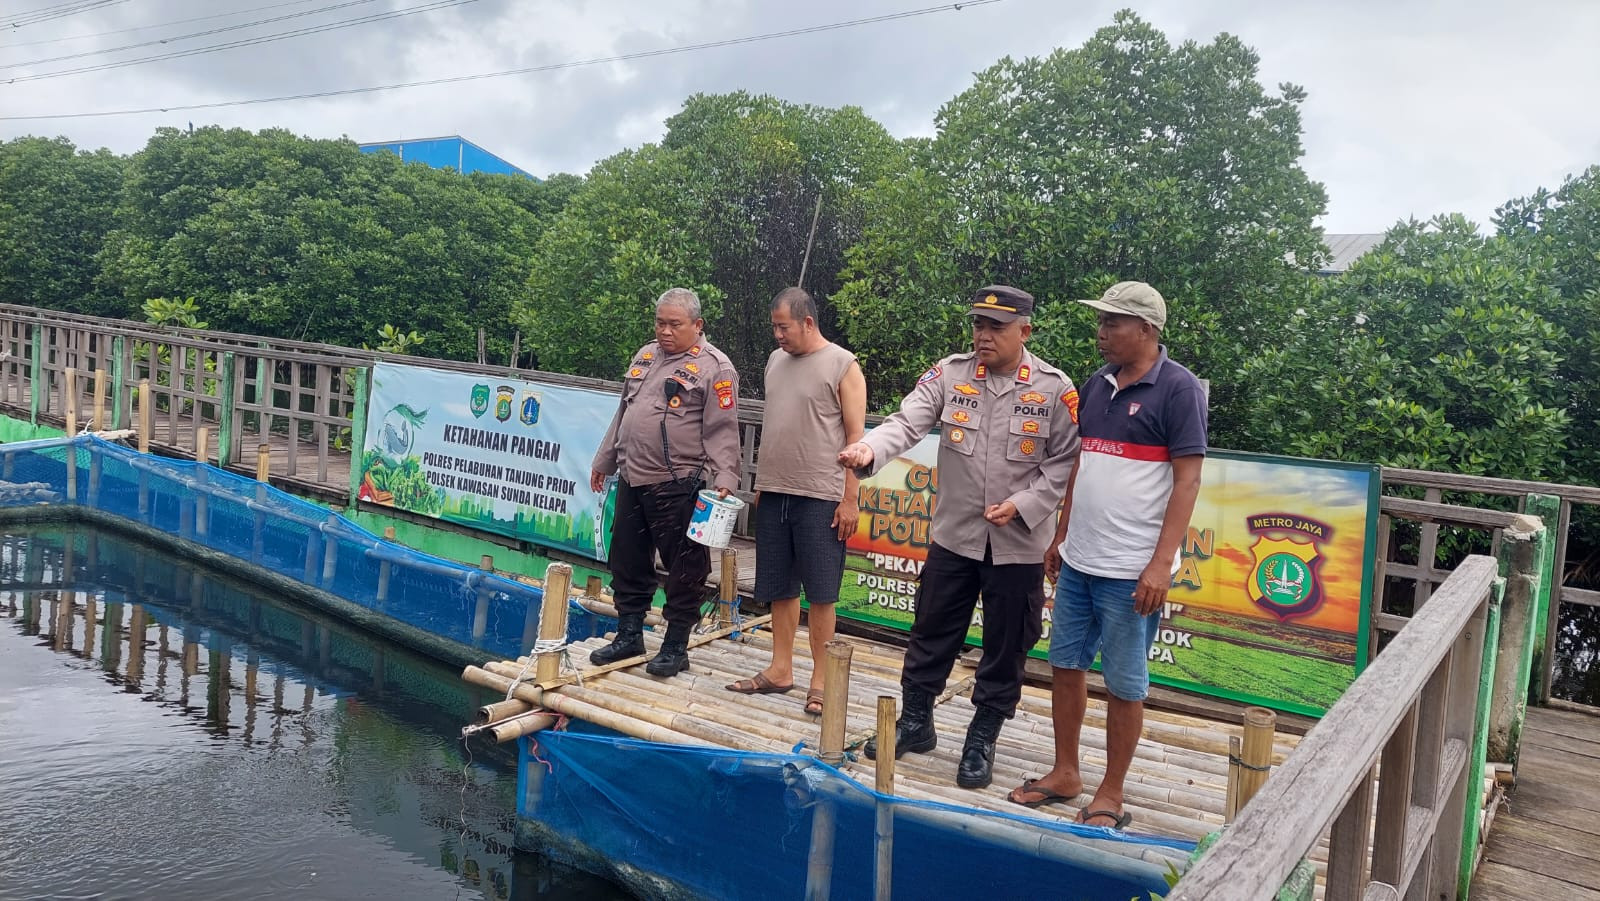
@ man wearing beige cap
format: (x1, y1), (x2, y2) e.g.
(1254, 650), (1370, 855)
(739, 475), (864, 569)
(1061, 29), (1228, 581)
(839, 285), (1081, 790)
(1007, 281), (1207, 831)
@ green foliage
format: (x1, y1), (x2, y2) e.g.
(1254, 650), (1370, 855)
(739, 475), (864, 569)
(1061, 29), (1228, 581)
(836, 11), (1328, 408)
(1233, 216), (1570, 481)
(141, 295), (208, 329)
(87, 127), (575, 363)
(0, 136), (127, 315)
(369, 323), (425, 355)
(518, 91), (907, 385)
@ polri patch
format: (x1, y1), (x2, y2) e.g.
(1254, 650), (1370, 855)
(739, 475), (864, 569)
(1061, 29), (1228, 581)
(917, 365), (942, 385)
(715, 379), (735, 410)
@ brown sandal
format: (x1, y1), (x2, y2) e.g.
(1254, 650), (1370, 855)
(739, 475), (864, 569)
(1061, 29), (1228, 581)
(726, 672), (794, 694)
(804, 692), (824, 715)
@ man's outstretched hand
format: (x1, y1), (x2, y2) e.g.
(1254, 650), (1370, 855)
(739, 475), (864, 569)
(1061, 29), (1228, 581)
(837, 442), (874, 470)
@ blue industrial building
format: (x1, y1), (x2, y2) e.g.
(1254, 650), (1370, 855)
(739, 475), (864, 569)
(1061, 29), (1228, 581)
(358, 135), (536, 180)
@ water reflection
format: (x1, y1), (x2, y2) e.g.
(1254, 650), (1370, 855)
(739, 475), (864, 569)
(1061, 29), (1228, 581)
(0, 525), (630, 901)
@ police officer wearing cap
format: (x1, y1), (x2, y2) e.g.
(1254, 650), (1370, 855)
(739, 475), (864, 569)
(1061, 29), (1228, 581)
(590, 288), (742, 678)
(838, 285), (1081, 789)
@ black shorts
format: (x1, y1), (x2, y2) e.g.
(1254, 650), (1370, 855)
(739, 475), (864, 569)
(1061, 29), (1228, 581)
(753, 492), (847, 605)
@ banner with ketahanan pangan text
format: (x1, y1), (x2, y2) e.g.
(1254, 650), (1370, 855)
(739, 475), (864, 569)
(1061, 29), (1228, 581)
(358, 362), (617, 561)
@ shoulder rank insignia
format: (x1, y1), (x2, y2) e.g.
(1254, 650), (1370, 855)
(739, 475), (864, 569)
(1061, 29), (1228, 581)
(974, 364), (987, 380)
(1017, 364), (1031, 383)
(1061, 388), (1080, 424)
(688, 345), (703, 357)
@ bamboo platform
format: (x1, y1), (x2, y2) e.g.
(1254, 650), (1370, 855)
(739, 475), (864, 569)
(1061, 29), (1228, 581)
(475, 619), (1306, 871)
(1470, 703), (1600, 900)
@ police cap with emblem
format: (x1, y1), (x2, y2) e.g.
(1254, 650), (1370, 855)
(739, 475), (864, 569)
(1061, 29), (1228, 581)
(967, 285), (1034, 323)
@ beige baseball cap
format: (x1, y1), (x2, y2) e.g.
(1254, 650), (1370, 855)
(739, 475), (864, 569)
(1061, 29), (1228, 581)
(1079, 281), (1166, 329)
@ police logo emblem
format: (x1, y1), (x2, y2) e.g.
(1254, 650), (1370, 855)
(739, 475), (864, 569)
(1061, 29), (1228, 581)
(1248, 536), (1324, 621)
(1019, 438), (1036, 455)
(949, 427), (966, 444)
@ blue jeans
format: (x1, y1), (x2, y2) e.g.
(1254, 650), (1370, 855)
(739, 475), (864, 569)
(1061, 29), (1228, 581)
(1048, 563), (1161, 701)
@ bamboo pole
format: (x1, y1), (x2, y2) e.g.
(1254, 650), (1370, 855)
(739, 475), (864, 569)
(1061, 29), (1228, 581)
(718, 548), (738, 628)
(251, 444), (270, 562)
(91, 368), (106, 432)
(574, 595), (665, 626)
(489, 711), (559, 743)
(874, 694), (897, 901)
(320, 513), (339, 586)
(1225, 735), (1243, 822)
(534, 563), (572, 680)
(806, 638), (852, 901)
(376, 525), (395, 604)
(64, 367), (78, 436)
(137, 378), (151, 453)
(1236, 706), (1277, 814)
(461, 665), (716, 747)
(471, 554), (493, 643)
(195, 426), (209, 465)
(585, 574), (604, 598)
(479, 697), (533, 723)
(818, 640), (853, 766)
(500, 613), (774, 692)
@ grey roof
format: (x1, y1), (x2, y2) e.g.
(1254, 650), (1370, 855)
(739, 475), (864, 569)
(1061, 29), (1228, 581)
(1319, 233), (1385, 274)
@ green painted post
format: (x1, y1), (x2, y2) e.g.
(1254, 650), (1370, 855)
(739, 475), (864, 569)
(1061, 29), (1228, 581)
(1488, 518), (1547, 766)
(347, 367), (370, 506)
(110, 336), (127, 430)
(1522, 493), (1560, 702)
(28, 326), (42, 424)
(1458, 578), (1504, 899)
(219, 352), (237, 467)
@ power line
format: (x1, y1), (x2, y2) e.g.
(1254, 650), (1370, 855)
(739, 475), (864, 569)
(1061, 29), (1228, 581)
(0, 1), (1003, 120)
(2, 0), (378, 64)
(4, 0), (476, 79)
(0, 0), (328, 50)
(7, 0), (126, 30)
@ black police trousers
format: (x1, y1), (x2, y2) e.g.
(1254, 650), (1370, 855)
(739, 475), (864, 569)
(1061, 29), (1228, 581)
(607, 477), (711, 626)
(901, 541), (1046, 717)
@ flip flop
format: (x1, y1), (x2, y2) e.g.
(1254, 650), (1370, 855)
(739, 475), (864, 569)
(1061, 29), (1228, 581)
(804, 692), (824, 716)
(1077, 808), (1133, 831)
(726, 672), (794, 694)
(1008, 778), (1078, 810)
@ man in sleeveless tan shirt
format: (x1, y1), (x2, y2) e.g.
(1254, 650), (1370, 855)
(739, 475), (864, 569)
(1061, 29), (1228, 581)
(726, 288), (866, 715)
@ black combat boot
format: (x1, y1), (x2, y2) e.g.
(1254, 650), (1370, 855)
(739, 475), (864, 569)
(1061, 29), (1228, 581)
(645, 621), (692, 677)
(589, 612), (646, 666)
(864, 687), (937, 760)
(956, 705), (1007, 789)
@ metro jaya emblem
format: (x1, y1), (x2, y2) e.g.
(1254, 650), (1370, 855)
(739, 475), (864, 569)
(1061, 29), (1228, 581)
(1248, 536), (1323, 620)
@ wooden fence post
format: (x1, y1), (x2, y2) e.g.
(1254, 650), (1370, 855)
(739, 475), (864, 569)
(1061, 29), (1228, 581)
(1487, 515), (1546, 766)
(346, 366), (369, 505)
(29, 326), (42, 424)
(110, 336), (127, 430)
(91, 368), (106, 432)
(219, 351), (237, 467)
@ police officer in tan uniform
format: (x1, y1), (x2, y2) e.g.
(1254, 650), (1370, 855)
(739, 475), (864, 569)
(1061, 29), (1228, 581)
(838, 285), (1081, 788)
(590, 288), (742, 677)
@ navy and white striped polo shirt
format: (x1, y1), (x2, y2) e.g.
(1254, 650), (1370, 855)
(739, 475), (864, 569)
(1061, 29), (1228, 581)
(1062, 346), (1208, 580)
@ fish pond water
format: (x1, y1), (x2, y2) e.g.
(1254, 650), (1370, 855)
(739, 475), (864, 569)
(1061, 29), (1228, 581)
(0, 525), (631, 901)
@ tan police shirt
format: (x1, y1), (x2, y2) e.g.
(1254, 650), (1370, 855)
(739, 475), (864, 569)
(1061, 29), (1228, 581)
(592, 338), (742, 493)
(858, 349), (1080, 565)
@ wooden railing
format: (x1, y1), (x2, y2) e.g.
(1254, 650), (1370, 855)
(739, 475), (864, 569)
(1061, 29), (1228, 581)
(1378, 468), (1599, 705)
(1170, 553), (1502, 901)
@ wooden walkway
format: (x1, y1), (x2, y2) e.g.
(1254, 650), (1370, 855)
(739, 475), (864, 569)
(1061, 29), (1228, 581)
(1471, 704), (1600, 900)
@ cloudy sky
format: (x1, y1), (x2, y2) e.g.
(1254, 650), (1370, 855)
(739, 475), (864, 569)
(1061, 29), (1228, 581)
(3, 0), (1597, 232)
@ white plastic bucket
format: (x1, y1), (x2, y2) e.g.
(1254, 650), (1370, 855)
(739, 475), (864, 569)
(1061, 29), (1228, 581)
(685, 489), (744, 549)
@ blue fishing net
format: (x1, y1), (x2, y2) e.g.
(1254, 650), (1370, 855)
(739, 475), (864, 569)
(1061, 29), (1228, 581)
(0, 434), (581, 661)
